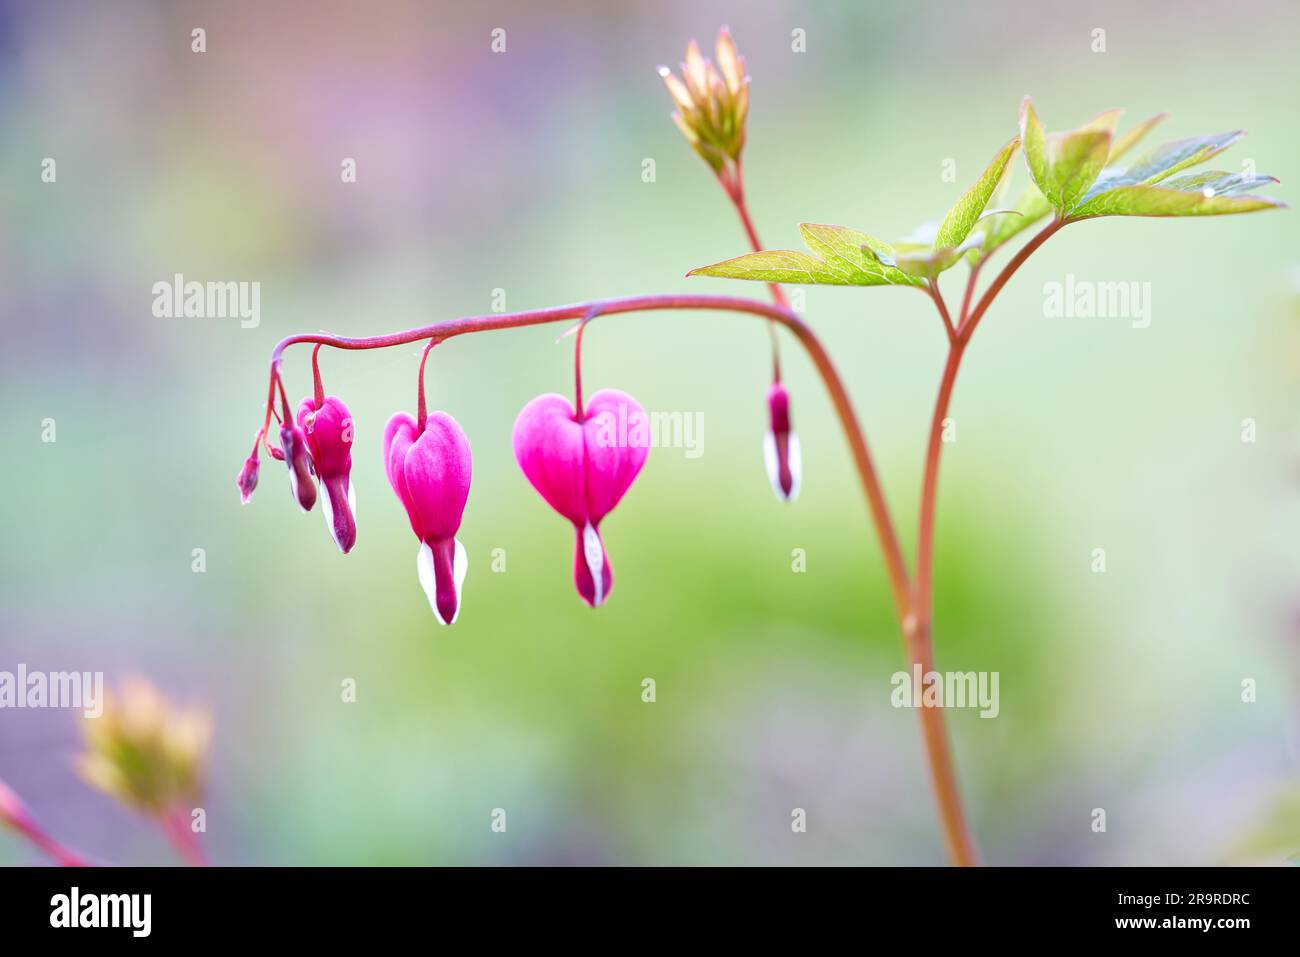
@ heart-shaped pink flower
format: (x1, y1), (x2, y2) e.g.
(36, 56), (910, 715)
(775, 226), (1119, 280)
(512, 388), (649, 607)
(383, 410), (472, 624)
(297, 395), (356, 553)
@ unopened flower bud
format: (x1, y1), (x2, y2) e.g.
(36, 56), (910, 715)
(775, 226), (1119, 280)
(236, 453), (260, 505)
(280, 422), (317, 513)
(297, 395), (357, 553)
(658, 27), (750, 174)
(77, 677), (211, 816)
(763, 381), (801, 502)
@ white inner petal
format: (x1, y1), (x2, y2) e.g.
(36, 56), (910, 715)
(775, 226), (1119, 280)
(762, 431), (801, 503)
(417, 539), (468, 626)
(321, 482), (340, 550)
(762, 431), (780, 498)
(320, 479), (356, 552)
(417, 542), (439, 620)
(582, 522), (605, 606)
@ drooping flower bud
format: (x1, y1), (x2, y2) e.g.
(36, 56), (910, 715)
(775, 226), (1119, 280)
(297, 396), (356, 553)
(657, 27), (750, 174)
(383, 411), (472, 624)
(236, 452), (260, 505)
(763, 381), (801, 502)
(279, 421), (317, 512)
(512, 389), (649, 607)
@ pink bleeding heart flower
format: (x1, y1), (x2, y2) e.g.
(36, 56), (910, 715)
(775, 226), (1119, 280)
(512, 389), (648, 607)
(297, 396), (356, 553)
(763, 381), (800, 502)
(383, 410), (472, 625)
(279, 422), (318, 513)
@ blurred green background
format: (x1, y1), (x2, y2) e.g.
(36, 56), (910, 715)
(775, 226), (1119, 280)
(2, 0), (1299, 865)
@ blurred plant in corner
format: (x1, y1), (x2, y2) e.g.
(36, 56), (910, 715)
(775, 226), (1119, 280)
(1, 676), (212, 866)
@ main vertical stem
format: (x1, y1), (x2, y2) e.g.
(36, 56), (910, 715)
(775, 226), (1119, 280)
(908, 220), (1065, 865)
(719, 168), (974, 862)
(912, 340), (977, 867)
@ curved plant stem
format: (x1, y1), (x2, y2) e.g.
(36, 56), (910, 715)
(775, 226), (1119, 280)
(572, 318), (587, 419)
(960, 219), (1065, 344)
(311, 343), (325, 405)
(416, 338), (438, 431)
(928, 282), (957, 344)
(958, 262), (983, 332)
(915, 340), (964, 642)
(267, 294), (911, 624)
(910, 336), (976, 868)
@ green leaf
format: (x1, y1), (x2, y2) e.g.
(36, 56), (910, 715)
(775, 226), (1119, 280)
(1081, 108), (1123, 136)
(1080, 131), (1245, 204)
(685, 248), (861, 285)
(797, 223), (909, 280)
(1070, 182), (1284, 218)
(1019, 98), (1113, 215)
(1078, 108), (1123, 137)
(1128, 131), (1244, 183)
(687, 223), (924, 287)
(1019, 97), (1051, 203)
(1158, 170), (1280, 196)
(933, 137), (1020, 250)
(1049, 129), (1112, 212)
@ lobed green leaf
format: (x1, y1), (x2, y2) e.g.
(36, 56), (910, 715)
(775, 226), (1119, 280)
(1018, 98), (1112, 215)
(1019, 98), (1051, 205)
(1070, 182), (1284, 218)
(687, 223), (925, 287)
(1158, 170), (1280, 196)
(933, 137), (1020, 251)
(1080, 131), (1246, 205)
(1049, 129), (1112, 212)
